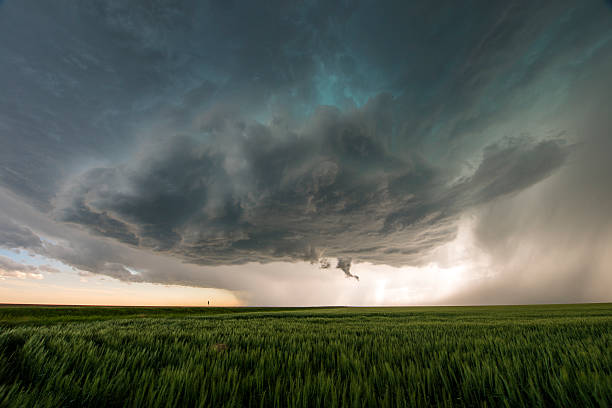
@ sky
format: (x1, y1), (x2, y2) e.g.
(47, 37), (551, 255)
(1, 0), (611, 306)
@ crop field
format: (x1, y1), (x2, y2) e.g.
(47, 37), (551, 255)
(0, 304), (610, 407)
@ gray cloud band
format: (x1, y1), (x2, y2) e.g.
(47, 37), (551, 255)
(51, 101), (569, 278)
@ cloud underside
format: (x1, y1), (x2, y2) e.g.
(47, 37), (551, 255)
(54, 101), (568, 275)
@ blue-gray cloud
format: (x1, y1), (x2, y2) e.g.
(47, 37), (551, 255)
(0, 0), (611, 286)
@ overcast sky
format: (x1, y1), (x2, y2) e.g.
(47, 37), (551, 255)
(1, 0), (611, 306)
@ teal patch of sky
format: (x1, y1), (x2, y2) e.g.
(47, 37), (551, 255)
(313, 58), (391, 108)
(251, 57), (393, 126)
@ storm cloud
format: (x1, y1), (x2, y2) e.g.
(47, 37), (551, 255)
(52, 104), (569, 272)
(0, 0), (611, 304)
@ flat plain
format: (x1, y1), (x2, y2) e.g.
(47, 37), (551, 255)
(0, 304), (610, 407)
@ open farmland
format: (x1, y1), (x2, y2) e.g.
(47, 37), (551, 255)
(0, 304), (611, 407)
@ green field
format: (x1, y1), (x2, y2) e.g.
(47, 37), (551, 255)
(0, 304), (610, 407)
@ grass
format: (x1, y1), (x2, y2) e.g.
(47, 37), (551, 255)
(0, 305), (329, 327)
(0, 304), (610, 407)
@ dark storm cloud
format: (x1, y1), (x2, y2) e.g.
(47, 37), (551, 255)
(336, 258), (358, 281)
(1, 0), (611, 289)
(54, 100), (569, 270)
(457, 138), (570, 206)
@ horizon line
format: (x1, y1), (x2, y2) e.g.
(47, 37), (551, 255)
(1, 302), (610, 308)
